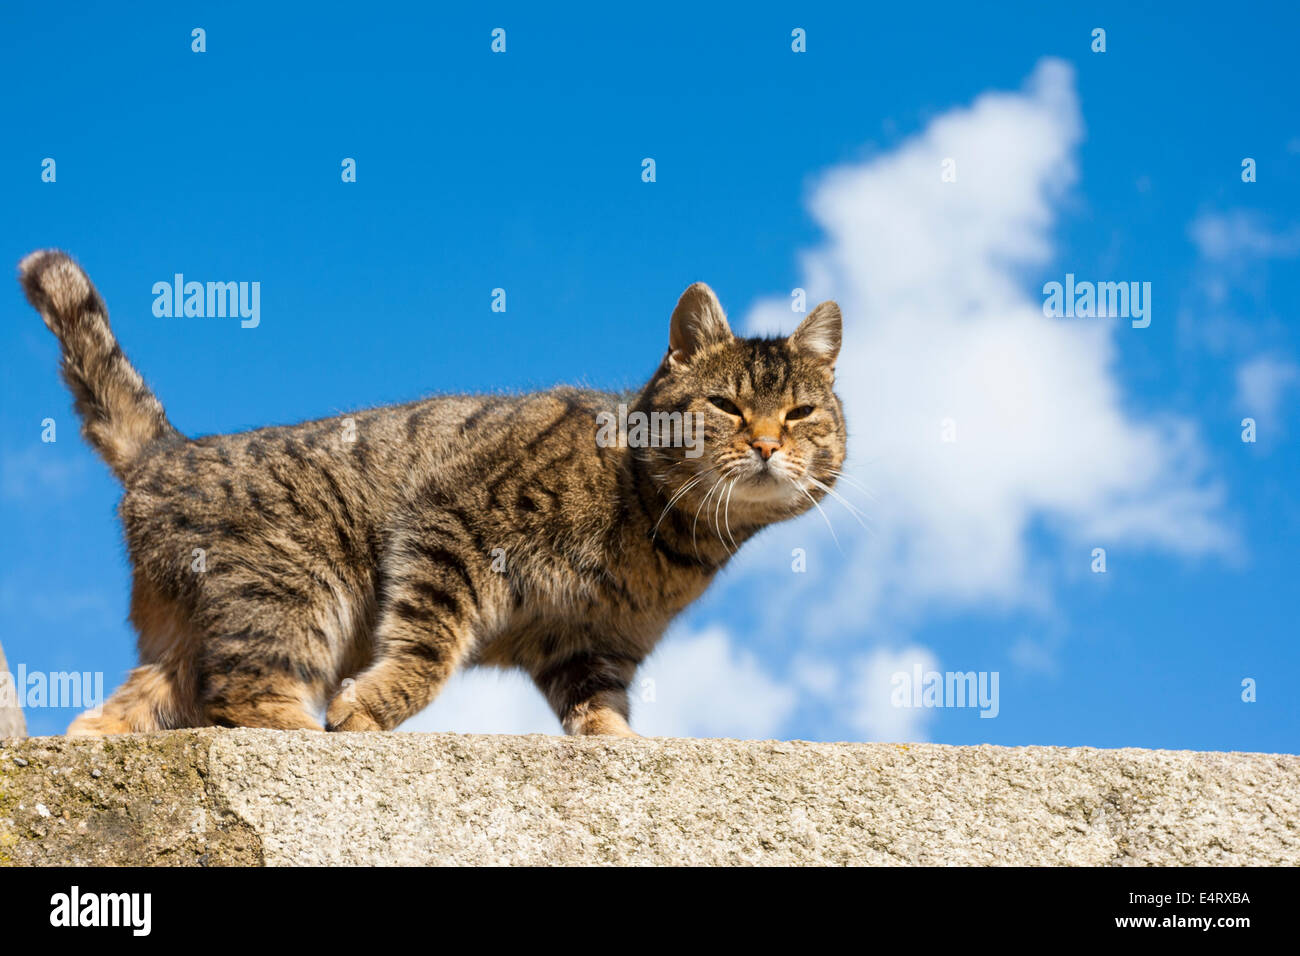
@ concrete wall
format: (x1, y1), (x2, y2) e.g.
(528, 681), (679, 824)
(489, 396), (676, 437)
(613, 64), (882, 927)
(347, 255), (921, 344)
(2, 729), (1296, 865)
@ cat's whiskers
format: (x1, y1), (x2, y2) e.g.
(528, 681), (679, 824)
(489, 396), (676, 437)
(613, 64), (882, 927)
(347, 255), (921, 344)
(691, 478), (722, 559)
(722, 477), (740, 551)
(643, 450), (689, 480)
(650, 475), (703, 537)
(795, 482), (844, 553)
(804, 475), (872, 532)
(650, 467), (715, 540)
(826, 468), (880, 503)
(711, 475), (736, 554)
(691, 467), (735, 559)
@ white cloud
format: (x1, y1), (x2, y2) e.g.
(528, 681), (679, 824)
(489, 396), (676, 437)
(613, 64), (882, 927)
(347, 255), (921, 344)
(791, 654), (840, 697)
(1179, 210), (1299, 356)
(400, 667), (556, 735)
(742, 58), (1230, 638)
(635, 628), (796, 739)
(1189, 210), (1300, 263)
(401, 627), (796, 739)
(1235, 354), (1299, 431)
(848, 646), (941, 742)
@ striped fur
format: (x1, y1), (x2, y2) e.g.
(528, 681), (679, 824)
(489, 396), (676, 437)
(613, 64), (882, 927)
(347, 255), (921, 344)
(19, 250), (177, 478)
(20, 255), (846, 737)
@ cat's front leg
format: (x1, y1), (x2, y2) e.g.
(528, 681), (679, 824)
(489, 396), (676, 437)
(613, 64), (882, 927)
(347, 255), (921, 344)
(532, 652), (642, 737)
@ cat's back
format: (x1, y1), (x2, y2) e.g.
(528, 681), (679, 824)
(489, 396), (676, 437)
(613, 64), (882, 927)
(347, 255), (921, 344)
(115, 387), (624, 570)
(411, 385), (631, 525)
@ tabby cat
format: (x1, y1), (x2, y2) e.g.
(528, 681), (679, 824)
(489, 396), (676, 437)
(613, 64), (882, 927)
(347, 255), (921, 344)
(19, 250), (846, 736)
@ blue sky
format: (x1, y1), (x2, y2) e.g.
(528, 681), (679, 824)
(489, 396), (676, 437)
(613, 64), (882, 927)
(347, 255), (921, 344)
(2, 2), (1297, 751)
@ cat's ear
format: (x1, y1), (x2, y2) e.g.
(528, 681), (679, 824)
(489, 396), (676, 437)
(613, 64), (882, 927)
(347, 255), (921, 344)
(669, 282), (733, 366)
(788, 301), (841, 368)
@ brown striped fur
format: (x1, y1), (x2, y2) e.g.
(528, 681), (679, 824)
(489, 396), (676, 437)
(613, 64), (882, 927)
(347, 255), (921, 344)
(19, 251), (846, 737)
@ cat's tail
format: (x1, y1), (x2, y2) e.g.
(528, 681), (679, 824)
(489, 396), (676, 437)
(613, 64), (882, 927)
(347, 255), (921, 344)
(19, 250), (179, 480)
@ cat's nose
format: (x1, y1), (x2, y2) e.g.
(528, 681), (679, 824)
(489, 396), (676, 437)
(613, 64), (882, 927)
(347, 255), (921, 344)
(751, 437), (783, 460)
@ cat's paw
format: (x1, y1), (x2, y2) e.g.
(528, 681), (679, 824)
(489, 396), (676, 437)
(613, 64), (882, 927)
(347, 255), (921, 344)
(568, 708), (641, 738)
(325, 696), (383, 732)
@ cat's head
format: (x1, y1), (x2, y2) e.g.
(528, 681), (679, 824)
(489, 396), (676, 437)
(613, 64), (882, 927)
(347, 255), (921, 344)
(635, 282), (846, 528)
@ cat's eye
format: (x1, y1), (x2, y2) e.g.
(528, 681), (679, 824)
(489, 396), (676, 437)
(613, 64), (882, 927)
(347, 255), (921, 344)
(785, 405), (816, 421)
(708, 396), (743, 416)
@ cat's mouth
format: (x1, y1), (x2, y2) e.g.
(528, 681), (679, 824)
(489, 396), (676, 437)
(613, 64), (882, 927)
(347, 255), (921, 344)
(731, 458), (806, 505)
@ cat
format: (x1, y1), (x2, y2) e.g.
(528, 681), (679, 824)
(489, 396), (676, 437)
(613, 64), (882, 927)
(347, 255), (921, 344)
(19, 249), (846, 737)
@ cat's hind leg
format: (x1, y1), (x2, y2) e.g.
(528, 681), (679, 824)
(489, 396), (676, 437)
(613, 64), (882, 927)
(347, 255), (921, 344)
(194, 574), (355, 731)
(199, 628), (330, 730)
(67, 576), (202, 736)
(67, 664), (185, 736)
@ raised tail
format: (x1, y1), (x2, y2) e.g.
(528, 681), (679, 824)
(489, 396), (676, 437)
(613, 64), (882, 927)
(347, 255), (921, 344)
(19, 250), (178, 480)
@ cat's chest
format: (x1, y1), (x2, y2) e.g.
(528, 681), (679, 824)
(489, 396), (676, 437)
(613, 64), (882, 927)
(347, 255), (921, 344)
(522, 556), (712, 619)
(472, 522), (722, 668)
